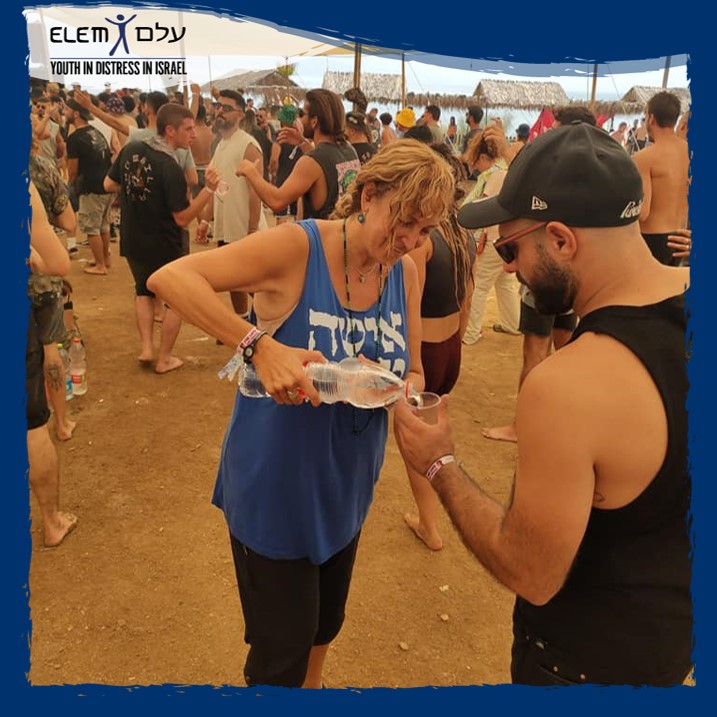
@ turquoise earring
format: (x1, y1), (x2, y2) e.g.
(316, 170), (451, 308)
(357, 212), (365, 224)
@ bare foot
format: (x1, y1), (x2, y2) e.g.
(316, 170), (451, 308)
(155, 356), (184, 374)
(83, 266), (107, 275)
(403, 513), (443, 551)
(138, 349), (154, 364)
(481, 425), (518, 443)
(56, 417), (77, 441)
(43, 511), (78, 548)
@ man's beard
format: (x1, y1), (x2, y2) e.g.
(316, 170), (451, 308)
(526, 243), (577, 316)
(215, 116), (236, 132)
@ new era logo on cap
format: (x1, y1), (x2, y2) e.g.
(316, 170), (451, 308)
(531, 196), (548, 211)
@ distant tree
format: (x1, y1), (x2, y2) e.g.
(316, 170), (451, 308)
(276, 64), (296, 80)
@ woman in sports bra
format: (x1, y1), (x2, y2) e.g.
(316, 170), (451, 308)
(399, 143), (477, 550)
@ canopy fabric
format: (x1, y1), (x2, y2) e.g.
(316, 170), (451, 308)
(25, 4), (355, 77)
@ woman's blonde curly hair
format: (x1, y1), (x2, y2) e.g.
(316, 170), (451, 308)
(332, 139), (455, 239)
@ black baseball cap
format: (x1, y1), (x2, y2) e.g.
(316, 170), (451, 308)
(458, 123), (644, 230)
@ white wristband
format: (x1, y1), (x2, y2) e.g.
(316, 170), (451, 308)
(425, 455), (456, 483)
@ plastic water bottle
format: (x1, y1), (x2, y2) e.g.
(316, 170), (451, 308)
(57, 342), (73, 401)
(239, 357), (420, 409)
(68, 336), (88, 396)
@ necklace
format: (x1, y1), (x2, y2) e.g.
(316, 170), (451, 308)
(342, 216), (384, 436)
(356, 263), (379, 283)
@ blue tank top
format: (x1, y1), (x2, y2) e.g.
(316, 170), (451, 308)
(213, 219), (409, 564)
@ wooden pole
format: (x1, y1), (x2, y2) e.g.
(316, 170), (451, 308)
(353, 42), (362, 98)
(662, 56), (672, 88)
(401, 52), (406, 107)
(590, 63), (598, 110)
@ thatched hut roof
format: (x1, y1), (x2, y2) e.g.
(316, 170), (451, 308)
(201, 69), (300, 101)
(619, 86), (691, 112)
(323, 71), (403, 103)
(472, 79), (569, 109)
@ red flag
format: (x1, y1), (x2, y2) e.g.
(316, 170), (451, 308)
(596, 113), (610, 128)
(529, 108), (554, 141)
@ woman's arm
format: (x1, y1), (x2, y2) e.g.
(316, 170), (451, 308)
(147, 223), (325, 404)
(401, 256), (425, 393)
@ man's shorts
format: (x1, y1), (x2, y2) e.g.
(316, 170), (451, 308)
(77, 193), (113, 235)
(32, 292), (67, 346)
(519, 300), (578, 338)
(229, 531), (361, 687)
(641, 232), (685, 267)
(26, 311), (50, 430)
(126, 254), (181, 298)
(191, 167), (207, 198)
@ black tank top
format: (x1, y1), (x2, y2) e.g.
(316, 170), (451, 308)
(276, 142), (302, 187)
(303, 142), (361, 219)
(421, 229), (477, 318)
(514, 294), (692, 685)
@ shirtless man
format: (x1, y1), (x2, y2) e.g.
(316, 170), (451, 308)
(610, 121), (628, 147)
(633, 91), (690, 265)
(188, 84), (215, 199)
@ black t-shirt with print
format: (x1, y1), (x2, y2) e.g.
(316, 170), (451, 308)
(66, 125), (111, 195)
(351, 142), (377, 166)
(108, 140), (189, 263)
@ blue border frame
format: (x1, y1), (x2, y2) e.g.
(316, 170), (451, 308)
(8, 2), (711, 715)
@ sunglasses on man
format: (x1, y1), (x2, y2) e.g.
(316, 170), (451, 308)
(493, 222), (547, 263)
(213, 102), (239, 113)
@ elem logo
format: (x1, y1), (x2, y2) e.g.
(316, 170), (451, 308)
(531, 196), (548, 211)
(49, 12), (187, 56)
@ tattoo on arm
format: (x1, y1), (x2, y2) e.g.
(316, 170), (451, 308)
(46, 363), (64, 391)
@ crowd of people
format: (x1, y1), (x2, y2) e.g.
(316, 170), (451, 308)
(26, 76), (693, 689)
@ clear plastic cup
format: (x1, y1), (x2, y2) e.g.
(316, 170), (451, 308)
(413, 392), (441, 425)
(215, 179), (229, 199)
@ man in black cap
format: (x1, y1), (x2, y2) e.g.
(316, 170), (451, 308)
(394, 122), (692, 686)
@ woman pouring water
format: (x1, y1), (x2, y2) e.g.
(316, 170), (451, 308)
(147, 138), (454, 689)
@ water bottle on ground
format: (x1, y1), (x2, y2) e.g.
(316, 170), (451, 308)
(239, 357), (420, 409)
(68, 336), (88, 396)
(57, 342), (73, 401)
